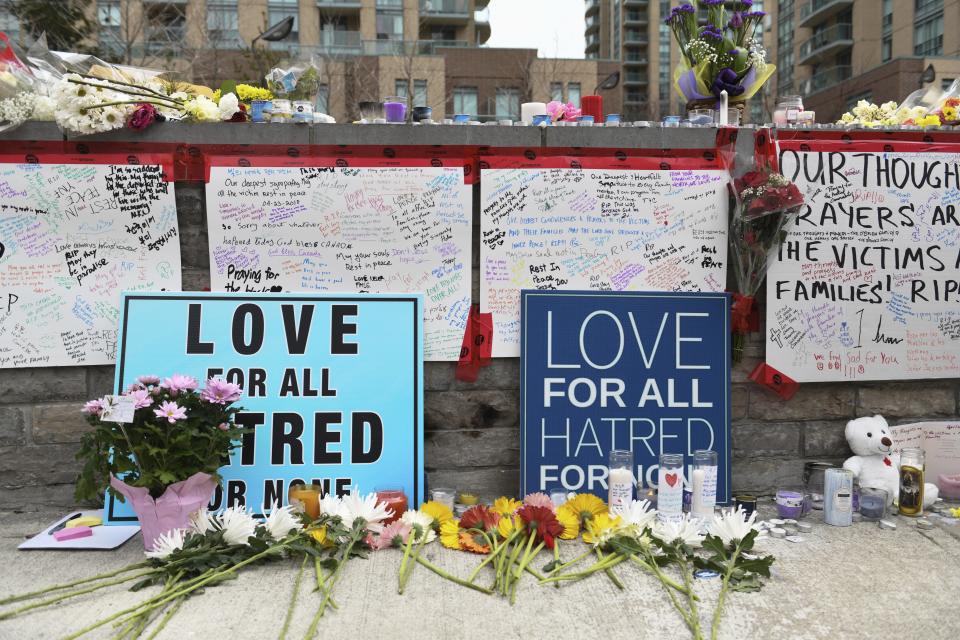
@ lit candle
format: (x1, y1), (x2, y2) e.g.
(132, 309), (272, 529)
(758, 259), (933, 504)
(719, 90), (729, 126)
(288, 483), (321, 520)
(691, 468), (705, 515)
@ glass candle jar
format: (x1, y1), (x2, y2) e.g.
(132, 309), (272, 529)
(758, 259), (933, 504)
(687, 108), (714, 125)
(899, 448), (925, 516)
(288, 482), (321, 520)
(824, 468), (854, 526)
(375, 488), (408, 524)
(804, 461), (834, 511)
(859, 487), (888, 521)
(773, 95), (804, 126)
(383, 96), (408, 123)
(429, 487), (455, 509)
(549, 488), (568, 507)
(691, 449), (718, 520)
(608, 449), (634, 512)
(776, 487), (805, 519)
(657, 453), (685, 524)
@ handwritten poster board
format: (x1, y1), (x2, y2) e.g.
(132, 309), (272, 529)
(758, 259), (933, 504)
(520, 290), (731, 502)
(107, 292), (424, 523)
(768, 148), (960, 381)
(205, 161), (471, 361)
(480, 166), (728, 357)
(0, 160), (180, 368)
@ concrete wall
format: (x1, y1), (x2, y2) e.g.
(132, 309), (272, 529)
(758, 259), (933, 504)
(0, 122), (958, 510)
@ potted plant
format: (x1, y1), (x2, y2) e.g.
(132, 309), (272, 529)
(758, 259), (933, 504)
(75, 374), (245, 550)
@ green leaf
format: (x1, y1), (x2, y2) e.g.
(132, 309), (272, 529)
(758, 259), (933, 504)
(219, 80), (238, 97)
(541, 560), (560, 573)
(701, 534), (727, 557)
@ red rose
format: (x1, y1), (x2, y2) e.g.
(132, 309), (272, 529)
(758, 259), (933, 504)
(741, 170), (767, 189)
(229, 103), (249, 123)
(128, 103), (158, 131)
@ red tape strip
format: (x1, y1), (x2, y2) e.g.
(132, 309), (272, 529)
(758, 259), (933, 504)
(456, 304), (493, 383)
(748, 362), (800, 401)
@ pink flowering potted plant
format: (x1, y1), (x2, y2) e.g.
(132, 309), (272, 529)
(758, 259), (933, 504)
(75, 374), (244, 549)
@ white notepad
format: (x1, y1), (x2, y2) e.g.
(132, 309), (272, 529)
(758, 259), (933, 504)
(18, 510), (141, 550)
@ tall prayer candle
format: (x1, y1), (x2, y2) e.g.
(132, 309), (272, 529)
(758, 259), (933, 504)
(719, 91), (729, 126)
(581, 95), (603, 122)
(608, 449), (634, 512)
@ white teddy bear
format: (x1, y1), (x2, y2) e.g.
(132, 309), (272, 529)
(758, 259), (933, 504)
(843, 415), (939, 508)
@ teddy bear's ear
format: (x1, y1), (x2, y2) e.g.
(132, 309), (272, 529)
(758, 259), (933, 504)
(874, 415), (888, 427)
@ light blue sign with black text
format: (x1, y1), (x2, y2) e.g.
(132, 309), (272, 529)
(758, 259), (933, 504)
(106, 292), (424, 523)
(520, 290), (731, 502)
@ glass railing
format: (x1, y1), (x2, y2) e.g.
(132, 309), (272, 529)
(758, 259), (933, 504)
(419, 0), (469, 15)
(624, 32), (647, 44)
(316, 0), (362, 6)
(806, 65), (851, 94)
(799, 23), (852, 59)
(319, 30), (362, 51)
(586, 0), (600, 13)
(361, 39), (470, 55)
(625, 11), (646, 22)
(799, 0), (852, 21)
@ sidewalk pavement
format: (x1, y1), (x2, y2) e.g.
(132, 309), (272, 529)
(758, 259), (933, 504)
(1, 506), (958, 640)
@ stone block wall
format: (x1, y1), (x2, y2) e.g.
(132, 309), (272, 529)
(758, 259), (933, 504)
(1, 123), (958, 510)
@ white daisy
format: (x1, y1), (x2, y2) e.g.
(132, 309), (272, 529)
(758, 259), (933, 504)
(653, 514), (704, 547)
(320, 493), (345, 520)
(145, 528), (186, 560)
(616, 499), (657, 535)
(708, 506), (762, 546)
(217, 506), (258, 545)
(264, 503), (302, 540)
(400, 510), (436, 543)
(339, 492), (394, 533)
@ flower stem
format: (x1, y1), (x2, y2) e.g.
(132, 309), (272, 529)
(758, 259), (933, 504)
(0, 563), (150, 605)
(414, 555), (493, 594)
(627, 555), (689, 594)
(510, 540), (543, 605)
(596, 548), (624, 590)
(279, 556), (307, 640)
(305, 531), (361, 638)
(467, 534), (508, 583)
(711, 543), (743, 640)
(0, 570), (157, 621)
(399, 530), (429, 594)
(397, 532), (415, 594)
(679, 553), (704, 640)
(144, 596), (183, 640)
(538, 553), (623, 585)
(76, 73), (184, 103)
(67, 78), (182, 107)
(548, 547), (593, 575)
(643, 548), (698, 636)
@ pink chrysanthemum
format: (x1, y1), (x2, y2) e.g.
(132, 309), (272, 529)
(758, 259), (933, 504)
(200, 378), (242, 405)
(161, 374), (199, 394)
(136, 375), (161, 386)
(81, 399), (104, 416)
(127, 389), (153, 409)
(523, 492), (555, 512)
(154, 401), (187, 423)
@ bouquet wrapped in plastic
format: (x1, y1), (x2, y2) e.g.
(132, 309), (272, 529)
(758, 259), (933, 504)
(729, 167), (804, 362)
(0, 33), (41, 132)
(667, 1), (774, 110)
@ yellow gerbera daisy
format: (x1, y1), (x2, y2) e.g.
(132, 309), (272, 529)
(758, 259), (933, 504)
(491, 496), (522, 517)
(497, 514), (521, 538)
(556, 506), (580, 540)
(440, 519), (462, 550)
(309, 526), (327, 545)
(564, 493), (607, 526)
(420, 500), (454, 528)
(582, 512), (622, 546)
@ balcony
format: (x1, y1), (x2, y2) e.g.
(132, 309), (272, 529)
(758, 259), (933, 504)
(803, 65), (851, 95)
(624, 32), (647, 46)
(420, 0), (470, 24)
(475, 0), (489, 8)
(798, 0), (853, 28)
(624, 11), (647, 25)
(585, 33), (600, 53)
(798, 23), (852, 65)
(316, 0), (362, 13)
(317, 29), (362, 54)
(625, 92), (646, 104)
(475, 8), (490, 44)
(624, 51), (646, 63)
(585, 15), (600, 33)
(624, 70), (647, 84)
(586, 0), (600, 16)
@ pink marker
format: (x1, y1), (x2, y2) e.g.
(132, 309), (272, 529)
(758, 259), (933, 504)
(53, 526), (93, 542)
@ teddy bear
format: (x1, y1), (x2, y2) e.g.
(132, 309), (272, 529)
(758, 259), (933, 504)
(843, 415), (939, 508)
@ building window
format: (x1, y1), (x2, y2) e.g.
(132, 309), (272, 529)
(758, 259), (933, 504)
(0, 6), (19, 44)
(776, 0), (794, 92)
(376, 10), (403, 40)
(395, 79), (409, 98)
(413, 80), (428, 108)
(658, 0), (671, 110)
(550, 82), (563, 102)
(882, 0), (893, 32)
(495, 88), (520, 120)
(846, 91), (873, 111)
(97, 1), (122, 57)
(267, 0), (299, 52)
(914, 9), (943, 56)
(882, 36), (892, 62)
(208, 1), (241, 49)
(145, 2), (186, 55)
(316, 84), (329, 114)
(453, 86), (477, 117)
(567, 82), (581, 107)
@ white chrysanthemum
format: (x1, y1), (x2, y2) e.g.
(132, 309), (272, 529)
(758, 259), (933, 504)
(189, 508), (216, 534)
(653, 514), (704, 547)
(708, 506), (762, 546)
(264, 503), (302, 540)
(616, 499), (657, 534)
(400, 510), (436, 543)
(217, 92), (240, 120)
(217, 506), (258, 545)
(145, 528), (186, 560)
(32, 95), (56, 121)
(185, 95), (220, 122)
(320, 493), (344, 519)
(339, 492), (394, 533)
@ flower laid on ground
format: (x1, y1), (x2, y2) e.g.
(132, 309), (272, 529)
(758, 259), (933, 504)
(559, 492), (606, 527)
(491, 496), (521, 516)
(400, 509), (437, 543)
(439, 518), (462, 550)
(523, 492), (554, 509)
(546, 100), (580, 122)
(419, 500), (454, 529)
(654, 514), (706, 548)
(144, 528), (186, 560)
(213, 84), (274, 104)
(582, 511), (624, 546)
(128, 103), (162, 131)
(373, 520), (412, 551)
(75, 375), (245, 505)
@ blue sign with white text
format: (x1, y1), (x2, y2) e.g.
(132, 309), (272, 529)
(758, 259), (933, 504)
(520, 290), (731, 502)
(106, 292), (423, 523)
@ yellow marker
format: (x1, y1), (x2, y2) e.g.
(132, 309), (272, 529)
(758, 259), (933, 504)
(65, 516), (102, 529)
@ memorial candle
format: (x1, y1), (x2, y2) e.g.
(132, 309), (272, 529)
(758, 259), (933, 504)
(288, 483), (321, 520)
(608, 449), (634, 512)
(375, 488), (408, 524)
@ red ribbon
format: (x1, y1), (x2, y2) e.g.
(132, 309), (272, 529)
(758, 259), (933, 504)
(731, 294), (755, 334)
(748, 362), (800, 401)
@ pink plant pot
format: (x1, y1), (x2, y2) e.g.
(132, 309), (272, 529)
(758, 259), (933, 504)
(110, 472), (217, 550)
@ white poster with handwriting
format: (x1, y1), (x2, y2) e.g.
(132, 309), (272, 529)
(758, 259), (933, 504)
(206, 165), (472, 361)
(0, 162), (181, 368)
(768, 150), (960, 381)
(480, 167), (728, 357)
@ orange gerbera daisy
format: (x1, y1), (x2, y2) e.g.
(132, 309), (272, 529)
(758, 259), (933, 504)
(458, 529), (491, 554)
(459, 505), (500, 532)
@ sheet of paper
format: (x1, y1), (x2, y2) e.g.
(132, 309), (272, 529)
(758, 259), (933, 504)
(101, 395), (136, 423)
(18, 510), (141, 550)
(889, 421), (960, 489)
(480, 167), (729, 357)
(0, 162), (181, 367)
(767, 150), (960, 381)
(205, 165), (472, 361)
